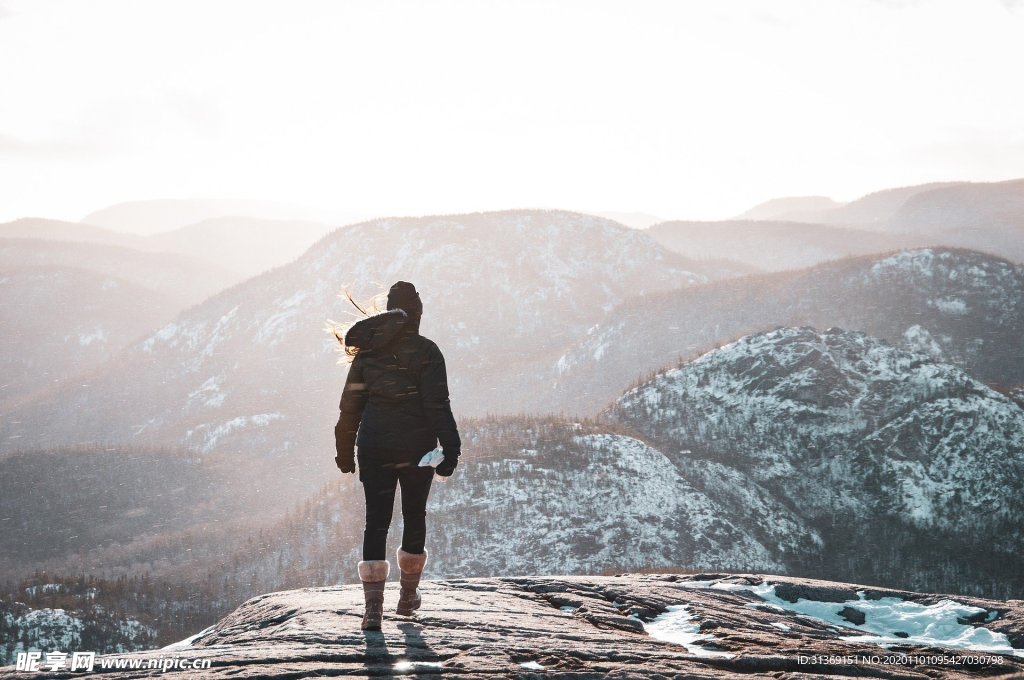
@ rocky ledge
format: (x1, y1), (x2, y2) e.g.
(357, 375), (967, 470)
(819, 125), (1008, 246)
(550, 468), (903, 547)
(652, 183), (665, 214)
(3, 573), (1023, 678)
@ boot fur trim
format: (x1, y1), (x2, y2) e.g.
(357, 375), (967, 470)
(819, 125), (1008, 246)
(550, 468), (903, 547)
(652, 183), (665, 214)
(396, 548), (427, 575)
(358, 559), (391, 582)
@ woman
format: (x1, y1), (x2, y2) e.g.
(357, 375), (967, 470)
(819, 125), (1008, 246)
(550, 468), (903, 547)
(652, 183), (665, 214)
(334, 281), (461, 630)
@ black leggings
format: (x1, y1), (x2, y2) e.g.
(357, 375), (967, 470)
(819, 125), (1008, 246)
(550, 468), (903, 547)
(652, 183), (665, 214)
(360, 461), (435, 560)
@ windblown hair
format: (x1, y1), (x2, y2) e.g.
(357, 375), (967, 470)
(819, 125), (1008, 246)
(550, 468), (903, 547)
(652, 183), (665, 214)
(326, 287), (388, 363)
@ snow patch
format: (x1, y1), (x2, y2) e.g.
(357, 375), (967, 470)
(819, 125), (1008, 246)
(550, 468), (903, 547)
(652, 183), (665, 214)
(931, 297), (968, 315)
(162, 625), (216, 650)
(665, 580), (1019, 656)
(644, 605), (735, 658)
(394, 660), (444, 671)
(77, 329), (107, 346)
(185, 413), (284, 453)
(187, 376), (226, 409)
(902, 325), (944, 359)
(751, 583), (1017, 655)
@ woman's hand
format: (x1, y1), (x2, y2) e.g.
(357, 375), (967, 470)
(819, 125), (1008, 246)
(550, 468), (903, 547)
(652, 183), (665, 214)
(435, 453), (458, 477)
(335, 452), (355, 474)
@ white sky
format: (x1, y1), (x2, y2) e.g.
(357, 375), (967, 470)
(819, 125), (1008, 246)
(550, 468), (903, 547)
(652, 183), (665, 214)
(1, 0), (1023, 224)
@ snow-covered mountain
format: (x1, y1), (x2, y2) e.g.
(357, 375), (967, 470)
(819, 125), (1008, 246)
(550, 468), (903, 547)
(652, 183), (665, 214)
(551, 248), (1024, 415)
(606, 326), (1024, 592)
(609, 326), (1024, 528)
(4, 325), (1019, 654)
(211, 328), (1024, 600)
(211, 418), (803, 594)
(0, 211), (713, 484)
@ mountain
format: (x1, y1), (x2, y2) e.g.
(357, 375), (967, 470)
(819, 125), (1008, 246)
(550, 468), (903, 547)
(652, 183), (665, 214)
(647, 220), (923, 271)
(148, 217), (338, 276)
(0, 445), (286, 580)
(736, 195), (844, 221)
(740, 182), (967, 227)
(885, 179), (1024, 263)
(207, 417), (798, 597)
(220, 329), (1024, 599)
(0, 268), (177, 404)
(81, 199), (360, 235)
(608, 327), (1024, 592)
(184, 329), (1024, 603)
(2, 216), (346, 277)
(0, 240), (239, 403)
(551, 248), (1024, 414)
(0, 218), (151, 250)
(587, 210), (665, 229)
(4, 574), (1019, 677)
(889, 179), (1024, 232)
(0, 239), (238, 309)
(0, 211), (714, 489)
(738, 180), (1023, 263)
(3, 328), (1021, 658)
(812, 182), (968, 228)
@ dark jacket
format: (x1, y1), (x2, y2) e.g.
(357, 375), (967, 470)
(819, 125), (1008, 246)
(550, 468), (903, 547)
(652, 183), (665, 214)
(335, 309), (461, 467)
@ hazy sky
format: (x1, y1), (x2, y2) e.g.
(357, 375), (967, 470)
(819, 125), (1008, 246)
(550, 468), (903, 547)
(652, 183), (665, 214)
(1, 0), (1023, 225)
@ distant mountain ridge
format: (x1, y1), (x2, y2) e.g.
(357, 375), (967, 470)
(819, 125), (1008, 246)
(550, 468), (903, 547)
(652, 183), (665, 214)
(736, 195), (843, 221)
(734, 179), (1024, 263)
(551, 247), (1024, 415)
(740, 182), (968, 225)
(148, 217), (339, 276)
(1, 215), (344, 278)
(81, 198), (360, 235)
(0, 267), (178, 404)
(0, 238), (237, 308)
(647, 219), (924, 271)
(0, 218), (153, 250)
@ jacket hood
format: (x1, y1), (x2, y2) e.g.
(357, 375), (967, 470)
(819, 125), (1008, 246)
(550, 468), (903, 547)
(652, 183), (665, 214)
(344, 309), (413, 352)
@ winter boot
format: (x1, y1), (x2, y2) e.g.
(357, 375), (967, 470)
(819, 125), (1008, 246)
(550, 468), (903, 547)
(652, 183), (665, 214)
(357, 560), (390, 630)
(396, 548), (427, 616)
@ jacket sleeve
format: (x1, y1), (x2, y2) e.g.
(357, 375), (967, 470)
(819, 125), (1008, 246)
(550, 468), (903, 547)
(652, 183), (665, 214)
(335, 354), (367, 457)
(420, 343), (461, 455)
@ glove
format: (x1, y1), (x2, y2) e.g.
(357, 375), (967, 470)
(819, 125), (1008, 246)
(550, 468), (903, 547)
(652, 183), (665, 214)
(335, 451), (355, 474)
(435, 452), (459, 477)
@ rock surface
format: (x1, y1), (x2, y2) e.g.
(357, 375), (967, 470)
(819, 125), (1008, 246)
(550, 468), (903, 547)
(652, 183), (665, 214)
(3, 573), (1022, 678)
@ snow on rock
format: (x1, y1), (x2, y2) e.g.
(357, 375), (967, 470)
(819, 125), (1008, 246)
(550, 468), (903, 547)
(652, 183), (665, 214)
(76, 328), (107, 347)
(750, 583), (1017, 655)
(184, 413), (284, 454)
(1, 607), (155, 664)
(186, 375), (226, 409)
(643, 604), (735, 658)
